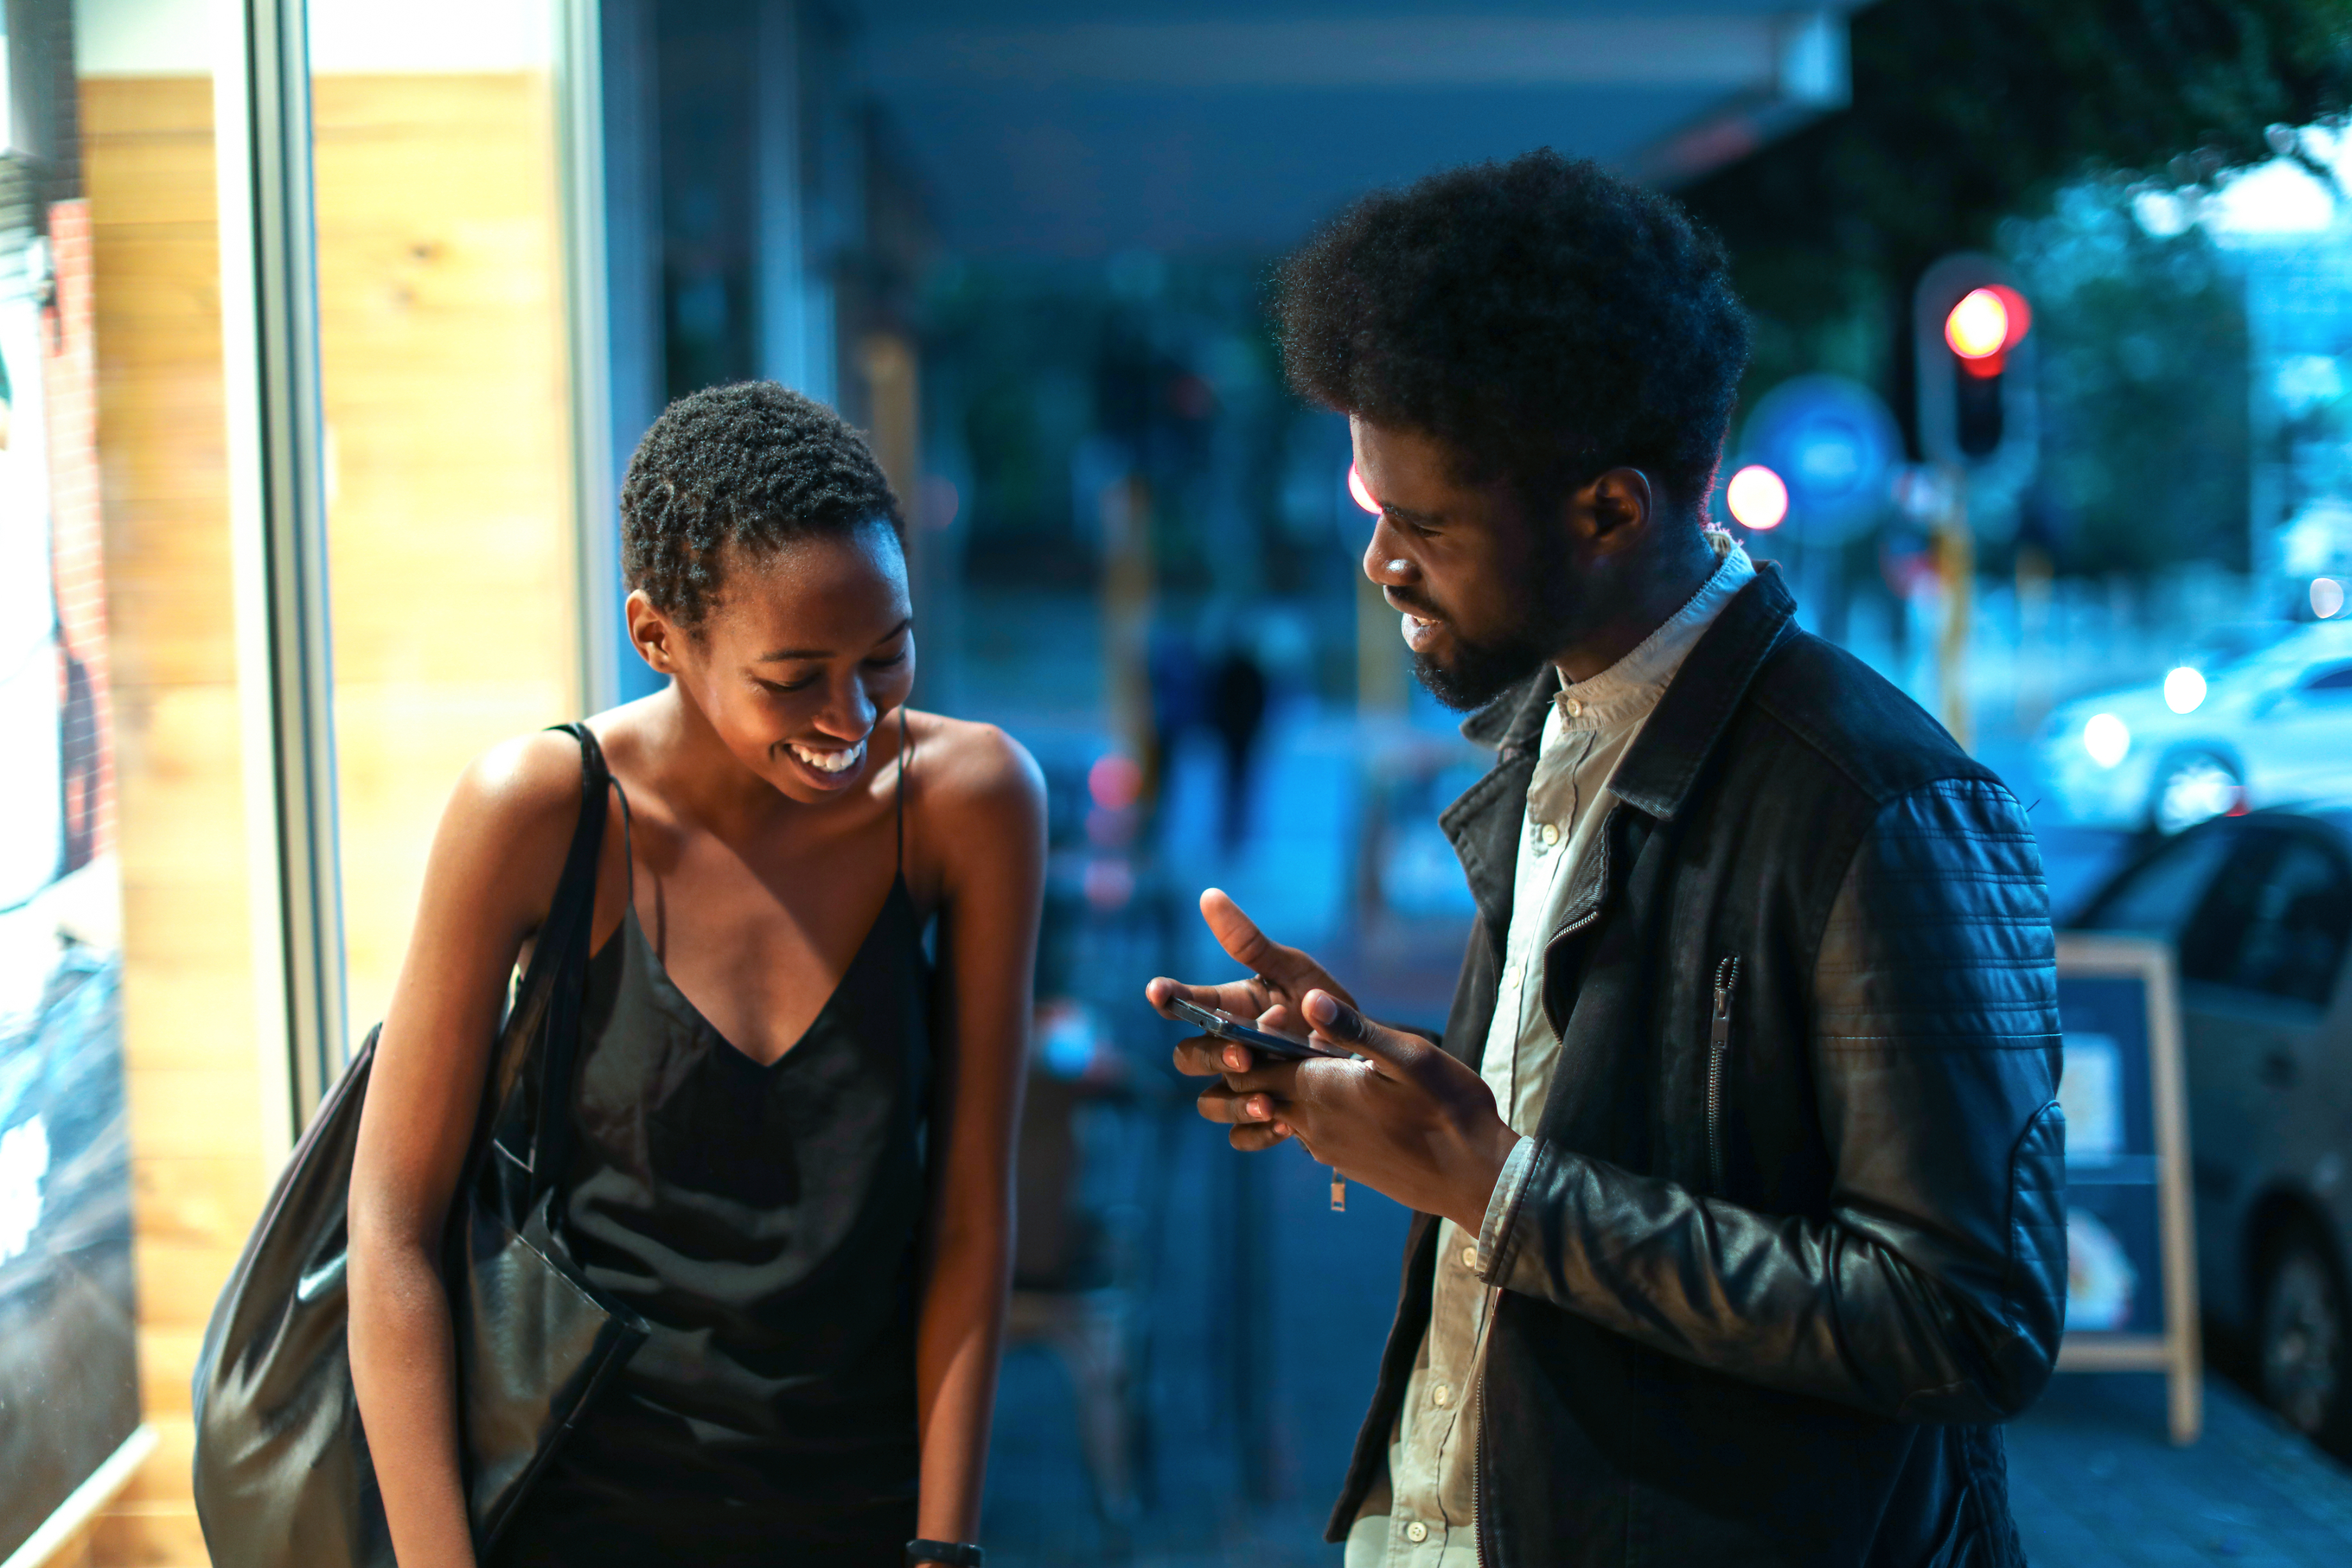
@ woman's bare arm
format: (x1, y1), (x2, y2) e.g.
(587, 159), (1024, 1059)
(347, 733), (616, 1568)
(911, 722), (1046, 1555)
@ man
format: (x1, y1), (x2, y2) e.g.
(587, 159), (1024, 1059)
(1148, 151), (2065, 1566)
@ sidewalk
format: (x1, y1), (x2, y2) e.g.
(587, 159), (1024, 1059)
(985, 1363), (2352, 1565)
(2010, 1373), (2352, 1566)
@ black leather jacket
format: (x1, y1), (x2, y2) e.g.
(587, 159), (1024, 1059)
(1330, 566), (2066, 1567)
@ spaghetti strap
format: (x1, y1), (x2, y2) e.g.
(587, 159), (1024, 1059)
(611, 768), (636, 904)
(894, 706), (909, 876)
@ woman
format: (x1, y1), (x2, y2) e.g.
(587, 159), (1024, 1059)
(347, 384), (1042, 1567)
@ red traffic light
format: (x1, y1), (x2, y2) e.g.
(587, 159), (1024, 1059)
(1943, 285), (2031, 378)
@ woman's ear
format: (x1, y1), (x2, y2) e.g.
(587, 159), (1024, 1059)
(625, 589), (682, 676)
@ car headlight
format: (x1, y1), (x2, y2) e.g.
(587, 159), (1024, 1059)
(2164, 666), (2206, 713)
(2084, 713), (2131, 768)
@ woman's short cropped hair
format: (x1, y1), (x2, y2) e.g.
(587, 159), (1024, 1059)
(621, 381), (903, 630)
(1276, 148), (1750, 515)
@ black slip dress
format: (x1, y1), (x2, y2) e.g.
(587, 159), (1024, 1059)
(493, 726), (932, 1567)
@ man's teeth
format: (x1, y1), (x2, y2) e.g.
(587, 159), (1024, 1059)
(790, 741), (864, 774)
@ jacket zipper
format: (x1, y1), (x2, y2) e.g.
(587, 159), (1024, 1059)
(1707, 955), (1740, 1192)
(1473, 1374), (1490, 1567)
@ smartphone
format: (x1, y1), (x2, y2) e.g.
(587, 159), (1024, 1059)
(1168, 998), (1342, 1061)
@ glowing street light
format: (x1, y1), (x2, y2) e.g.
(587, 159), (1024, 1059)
(1725, 463), (1789, 530)
(1944, 288), (2010, 360)
(2316, 577), (2346, 619)
(1943, 285), (2031, 379)
(1347, 463), (1380, 515)
(2163, 666), (2207, 714)
(2083, 712), (2131, 768)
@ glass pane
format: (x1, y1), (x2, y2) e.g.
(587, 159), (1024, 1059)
(2302, 660), (2352, 692)
(20, 0), (259, 1556)
(305, 2), (581, 1046)
(2177, 831), (2285, 991)
(1, 3), (142, 1548)
(2216, 836), (2352, 1008)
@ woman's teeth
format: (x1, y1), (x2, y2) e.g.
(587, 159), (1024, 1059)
(790, 740), (864, 775)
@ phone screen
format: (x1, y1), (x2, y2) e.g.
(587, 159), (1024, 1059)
(1168, 998), (1336, 1060)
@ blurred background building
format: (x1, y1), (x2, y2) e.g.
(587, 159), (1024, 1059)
(10, 1), (2352, 1565)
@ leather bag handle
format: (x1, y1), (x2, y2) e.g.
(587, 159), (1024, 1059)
(524, 722), (611, 1202)
(465, 724), (611, 1210)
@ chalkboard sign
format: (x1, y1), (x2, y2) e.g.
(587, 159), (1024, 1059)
(2054, 934), (2201, 1443)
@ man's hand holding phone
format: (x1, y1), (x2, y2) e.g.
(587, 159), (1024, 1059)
(1145, 889), (1519, 1233)
(1143, 887), (1355, 1056)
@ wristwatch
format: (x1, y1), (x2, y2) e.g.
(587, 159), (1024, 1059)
(905, 1541), (984, 1567)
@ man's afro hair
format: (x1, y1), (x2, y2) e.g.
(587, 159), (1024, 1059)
(1276, 149), (1750, 513)
(622, 381), (903, 630)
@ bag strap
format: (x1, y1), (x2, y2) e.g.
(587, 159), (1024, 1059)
(523, 722), (611, 1203)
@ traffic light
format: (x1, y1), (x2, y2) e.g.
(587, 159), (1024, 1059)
(1914, 254), (2036, 489)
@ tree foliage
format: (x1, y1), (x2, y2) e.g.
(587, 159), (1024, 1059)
(1682, 0), (2352, 349)
(2005, 186), (2250, 572)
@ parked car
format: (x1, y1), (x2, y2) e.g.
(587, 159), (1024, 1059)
(2069, 807), (2352, 1452)
(2039, 620), (2352, 833)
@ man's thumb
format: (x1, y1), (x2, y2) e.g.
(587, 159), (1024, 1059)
(1304, 990), (1416, 1070)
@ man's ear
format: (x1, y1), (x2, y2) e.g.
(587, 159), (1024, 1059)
(625, 589), (683, 676)
(1584, 468), (1656, 546)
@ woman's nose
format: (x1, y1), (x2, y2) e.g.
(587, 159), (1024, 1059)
(819, 674), (877, 738)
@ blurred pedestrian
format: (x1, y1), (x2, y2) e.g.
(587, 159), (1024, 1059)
(346, 385), (1042, 1568)
(1150, 151), (2063, 1568)
(1205, 639), (1268, 848)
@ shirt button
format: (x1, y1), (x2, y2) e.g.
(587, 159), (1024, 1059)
(1461, 1244), (1479, 1270)
(1406, 1521), (1430, 1543)
(1432, 1383), (1452, 1407)
(1565, 698), (1584, 717)
(1539, 822), (1562, 846)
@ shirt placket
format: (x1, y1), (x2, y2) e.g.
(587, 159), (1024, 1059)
(1508, 725), (1589, 1122)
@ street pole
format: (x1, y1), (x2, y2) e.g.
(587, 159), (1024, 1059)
(1101, 474), (1159, 800)
(1936, 465), (1974, 752)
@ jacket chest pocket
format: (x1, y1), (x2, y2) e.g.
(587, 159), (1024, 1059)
(1705, 955), (1741, 1192)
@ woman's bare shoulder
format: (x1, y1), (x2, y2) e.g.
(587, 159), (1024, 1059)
(450, 728), (594, 833)
(906, 710), (1044, 830)
(425, 728), (609, 927)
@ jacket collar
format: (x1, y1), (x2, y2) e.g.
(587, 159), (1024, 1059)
(1604, 562), (1798, 821)
(1444, 563), (1798, 912)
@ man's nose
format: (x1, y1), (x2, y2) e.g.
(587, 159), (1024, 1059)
(1361, 522), (1418, 588)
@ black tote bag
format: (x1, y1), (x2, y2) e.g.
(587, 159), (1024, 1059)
(192, 725), (647, 1568)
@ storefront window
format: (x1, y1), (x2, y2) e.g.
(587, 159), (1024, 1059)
(305, 0), (583, 1046)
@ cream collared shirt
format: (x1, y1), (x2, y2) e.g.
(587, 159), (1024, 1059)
(1350, 533), (1755, 1568)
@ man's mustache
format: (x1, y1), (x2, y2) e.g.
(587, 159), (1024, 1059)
(1384, 586), (1443, 620)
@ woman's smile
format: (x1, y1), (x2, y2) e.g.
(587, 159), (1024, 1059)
(781, 736), (867, 789)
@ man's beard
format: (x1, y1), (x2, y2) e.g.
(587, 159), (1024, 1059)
(1411, 629), (1550, 712)
(1405, 529), (1582, 712)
